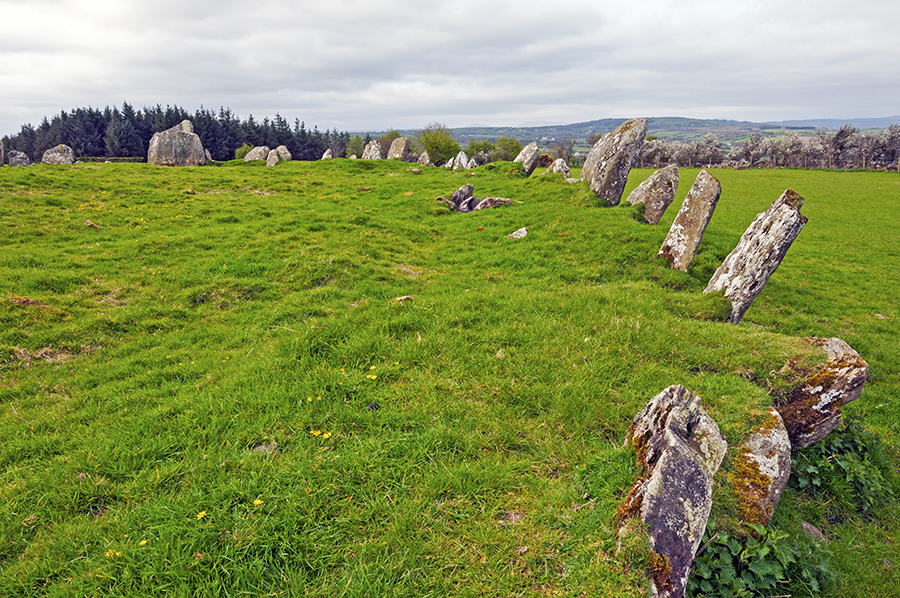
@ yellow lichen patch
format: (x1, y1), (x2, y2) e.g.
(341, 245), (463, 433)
(647, 550), (673, 594)
(730, 450), (772, 525)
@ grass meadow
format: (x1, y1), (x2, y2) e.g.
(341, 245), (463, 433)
(1, 159), (898, 597)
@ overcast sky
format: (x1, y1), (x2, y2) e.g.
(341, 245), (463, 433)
(2, 0), (898, 136)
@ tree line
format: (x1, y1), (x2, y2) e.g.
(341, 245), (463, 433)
(635, 125), (900, 170)
(1, 103), (350, 163)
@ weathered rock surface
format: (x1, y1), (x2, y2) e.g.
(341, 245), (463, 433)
(387, 137), (410, 160)
(514, 142), (540, 177)
(474, 197), (513, 210)
(466, 158), (477, 169)
(508, 227), (528, 239)
(620, 385), (727, 598)
(731, 409), (792, 526)
(243, 146), (270, 162)
(270, 145), (291, 165)
(776, 338), (868, 448)
(658, 170), (721, 271)
(542, 158), (571, 177)
(704, 189), (807, 324)
(42, 144), (75, 165)
(322, 148), (333, 159)
(417, 150), (432, 166)
(147, 121), (208, 166)
(626, 165), (679, 224)
(362, 140), (384, 160)
(452, 151), (469, 170)
(9, 150), (32, 167)
(580, 118), (648, 205)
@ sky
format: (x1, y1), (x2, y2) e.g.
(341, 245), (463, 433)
(2, 0), (899, 136)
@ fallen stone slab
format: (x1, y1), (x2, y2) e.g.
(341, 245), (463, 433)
(658, 169), (721, 271)
(626, 164), (678, 224)
(244, 146), (270, 162)
(619, 385), (726, 598)
(704, 189), (807, 324)
(508, 227), (527, 239)
(776, 337), (868, 448)
(731, 409), (791, 526)
(581, 118), (648, 206)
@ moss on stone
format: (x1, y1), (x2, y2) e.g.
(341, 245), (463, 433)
(648, 550), (673, 593)
(731, 449), (773, 525)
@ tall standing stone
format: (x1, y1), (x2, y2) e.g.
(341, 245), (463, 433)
(658, 169), (721, 271)
(147, 120), (208, 166)
(362, 140), (384, 160)
(42, 144), (75, 164)
(387, 137), (410, 160)
(626, 164), (679, 224)
(704, 189), (807, 323)
(620, 385), (727, 598)
(580, 118), (648, 206)
(514, 142), (540, 176)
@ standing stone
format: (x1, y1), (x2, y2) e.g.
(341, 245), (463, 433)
(244, 146), (270, 162)
(731, 409), (792, 526)
(387, 137), (410, 161)
(658, 170), (721, 271)
(265, 148), (284, 166)
(704, 189), (807, 324)
(147, 120), (208, 166)
(626, 165), (679, 224)
(580, 118), (648, 206)
(418, 150), (432, 166)
(274, 145), (291, 161)
(451, 184), (477, 212)
(452, 151), (469, 170)
(542, 158), (571, 177)
(322, 148), (333, 159)
(776, 337), (868, 448)
(514, 142), (540, 177)
(466, 158), (477, 169)
(619, 385), (727, 598)
(42, 144), (75, 164)
(9, 150), (32, 167)
(1, 140), (5, 165)
(362, 140), (384, 160)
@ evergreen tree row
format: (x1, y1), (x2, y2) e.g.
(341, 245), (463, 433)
(1, 103), (350, 163)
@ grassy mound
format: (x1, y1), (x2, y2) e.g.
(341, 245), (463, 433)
(1, 160), (898, 596)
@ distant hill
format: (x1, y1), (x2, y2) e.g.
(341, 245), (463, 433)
(386, 116), (900, 148)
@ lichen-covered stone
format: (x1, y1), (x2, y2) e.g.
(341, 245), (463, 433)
(731, 409), (791, 526)
(147, 120), (208, 166)
(580, 118), (648, 206)
(704, 189), (807, 324)
(514, 142), (540, 177)
(243, 146), (270, 162)
(265, 146), (291, 166)
(322, 148), (333, 159)
(621, 385), (727, 598)
(452, 151), (469, 170)
(776, 338), (868, 448)
(542, 158), (571, 177)
(41, 144), (75, 165)
(626, 164), (679, 224)
(658, 170), (721, 271)
(387, 137), (410, 160)
(474, 197), (513, 210)
(362, 140), (384, 160)
(9, 150), (32, 167)
(417, 150), (432, 166)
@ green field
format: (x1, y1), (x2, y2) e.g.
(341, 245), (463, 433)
(2, 161), (898, 596)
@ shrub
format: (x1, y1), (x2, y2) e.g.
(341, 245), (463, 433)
(234, 143), (254, 160)
(416, 123), (460, 166)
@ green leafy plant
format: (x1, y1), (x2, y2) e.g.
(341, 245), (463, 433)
(688, 523), (833, 597)
(790, 418), (897, 513)
(234, 142), (254, 160)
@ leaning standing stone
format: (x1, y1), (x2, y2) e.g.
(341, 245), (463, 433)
(619, 385), (727, 598)
(42, 144), (75, 164)
(658, 169), (721, 271)
(514, 142), (540, 177)
(580, 118), (648, 206)
(704, 189), (807, 323)
(626, 164), (679, 224)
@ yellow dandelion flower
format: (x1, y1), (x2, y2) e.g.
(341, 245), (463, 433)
(196, 510), (207, 520)
(139, 540), (148, 546)
(253, 499), (263, 506)
(307, 397), (313, 402)
(369, 366), (376, 370)
(310, 429), (322, 437)
(316, 396), (321, 401)
(323, 432), (332, 440)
